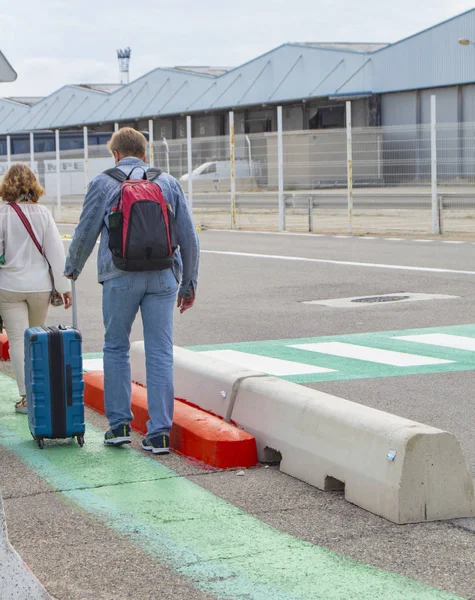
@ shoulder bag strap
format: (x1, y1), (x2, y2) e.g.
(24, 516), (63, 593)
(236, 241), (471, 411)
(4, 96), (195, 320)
(8, 203), (57, 290)
(9, 202), (43, 255)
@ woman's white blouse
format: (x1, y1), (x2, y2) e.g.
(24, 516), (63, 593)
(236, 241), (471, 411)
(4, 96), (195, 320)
(0, 202), (70, 294)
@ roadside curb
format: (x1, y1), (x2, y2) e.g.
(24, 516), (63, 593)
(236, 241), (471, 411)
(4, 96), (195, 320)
(83, 371), (258, 469)
(0, 492), (52, 599)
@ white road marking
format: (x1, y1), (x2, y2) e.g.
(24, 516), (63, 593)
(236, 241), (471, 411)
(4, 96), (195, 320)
(385, 238), (403, 241)
(288, 342), (454, 367)
(205, 229), (326, 238)
(395, 333), (475, 352)
(413, 239), (433, 243)
(442, 241), (465, 244)
(201, 250), (475, 276)
(83, 358), (104, 372)
(200, 349), (336, 376)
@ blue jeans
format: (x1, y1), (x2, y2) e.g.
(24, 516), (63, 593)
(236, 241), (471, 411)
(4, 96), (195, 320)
(102, 269), (178, 437)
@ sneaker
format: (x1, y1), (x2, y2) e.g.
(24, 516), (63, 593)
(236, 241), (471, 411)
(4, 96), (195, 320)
(142, 433), (170, 455)
(104, 424), (131, 446)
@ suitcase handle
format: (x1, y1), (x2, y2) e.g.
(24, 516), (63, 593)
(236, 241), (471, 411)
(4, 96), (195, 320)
(71, 280), (78, 330)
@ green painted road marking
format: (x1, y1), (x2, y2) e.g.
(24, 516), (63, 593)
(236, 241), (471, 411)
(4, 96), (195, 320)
(0, 372), (462, 600)
(189, 324), (475, 383)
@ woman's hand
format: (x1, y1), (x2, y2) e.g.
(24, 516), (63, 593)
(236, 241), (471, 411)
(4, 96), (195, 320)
(63, 291), (72, 309)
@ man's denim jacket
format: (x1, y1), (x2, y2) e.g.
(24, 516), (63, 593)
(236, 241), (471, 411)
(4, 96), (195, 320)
(65, 157), (199, 297)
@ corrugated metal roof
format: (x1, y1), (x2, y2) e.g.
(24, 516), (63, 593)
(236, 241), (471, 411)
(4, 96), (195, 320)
(300, 42), (388, 52)
(186, 44), (373, 111)
(81, 68), (216, 125)
(2, 8), (475, 133)
(0, 98), (29, 132)
(5, 97), (43, 106)
(78, 83), (124, 93)
(3, 85), (108, 133)
(173, 66), (231, 76)
(373, 8), (475, 93)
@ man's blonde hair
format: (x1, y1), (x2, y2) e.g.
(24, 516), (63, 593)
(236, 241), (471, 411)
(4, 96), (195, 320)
(107, 127), (147, 159)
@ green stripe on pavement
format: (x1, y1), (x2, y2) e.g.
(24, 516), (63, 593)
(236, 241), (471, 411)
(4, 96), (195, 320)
(188, 324), (475, 383)
(0, 372), (462, 600)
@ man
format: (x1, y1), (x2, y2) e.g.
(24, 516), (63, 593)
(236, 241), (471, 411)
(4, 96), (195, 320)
(65, 127), (199, 454)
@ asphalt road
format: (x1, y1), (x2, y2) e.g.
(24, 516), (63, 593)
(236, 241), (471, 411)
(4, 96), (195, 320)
(1, 228), (475, 599)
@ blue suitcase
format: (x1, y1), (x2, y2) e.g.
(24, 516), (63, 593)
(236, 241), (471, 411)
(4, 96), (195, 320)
(25, 284), (85, 448)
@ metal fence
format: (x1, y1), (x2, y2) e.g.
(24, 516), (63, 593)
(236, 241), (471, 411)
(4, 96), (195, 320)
(1, 96), (475, 234)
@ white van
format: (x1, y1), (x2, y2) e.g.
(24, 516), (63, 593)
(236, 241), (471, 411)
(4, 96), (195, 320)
(180, 159), (252, 182)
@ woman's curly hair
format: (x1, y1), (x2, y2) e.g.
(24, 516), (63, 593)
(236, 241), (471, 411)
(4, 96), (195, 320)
(0, 163), (44, 203)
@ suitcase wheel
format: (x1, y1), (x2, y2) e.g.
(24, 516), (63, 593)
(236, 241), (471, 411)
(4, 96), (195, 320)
(76, 434), (85, 447)
(36, 437), (44, 449)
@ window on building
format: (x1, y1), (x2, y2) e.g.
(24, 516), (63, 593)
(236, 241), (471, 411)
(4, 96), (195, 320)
(199, 123), (206, 136)
(309, 105), (345, 129)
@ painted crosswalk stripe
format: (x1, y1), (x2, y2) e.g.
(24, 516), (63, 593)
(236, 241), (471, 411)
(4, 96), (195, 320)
(288, 342), (454, 368)
(200, 350), (336, 376)
(83, 358), (104, 372)
(395, 333), (475, 352)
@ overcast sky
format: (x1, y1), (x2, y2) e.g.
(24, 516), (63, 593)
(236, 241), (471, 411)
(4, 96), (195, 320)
(1, 0), (474, 97)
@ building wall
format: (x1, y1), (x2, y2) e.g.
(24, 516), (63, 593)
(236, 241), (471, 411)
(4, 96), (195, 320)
(381, 92), (418, 126)
(381, 85), (463, 126)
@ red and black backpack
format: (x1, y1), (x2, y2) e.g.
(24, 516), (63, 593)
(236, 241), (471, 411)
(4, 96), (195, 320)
(104, 166), (177, 272)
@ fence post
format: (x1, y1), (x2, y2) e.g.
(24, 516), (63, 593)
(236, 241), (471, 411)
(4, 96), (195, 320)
(6, 135), (11, 169)
(430, 95), (439, 234)
(245, 134), (252, 181)
(162, 137), (170, 173)
(229, 111), (237, 229)
(29, 132), (34, 172)
(83, 126), (88, 193)
(114, 122), (119, 133)
(55, 129), (61, 221)
(186, 115), (193, 210)
(277, 106), (285, 232)
(346, 101), (353, 234)
(148, 119), (154, 167)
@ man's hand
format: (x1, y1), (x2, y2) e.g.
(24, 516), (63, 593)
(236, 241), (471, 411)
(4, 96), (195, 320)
(65, 274), (74, 280)
(177, 290), (195, 314)
(63, 291), (73, 309)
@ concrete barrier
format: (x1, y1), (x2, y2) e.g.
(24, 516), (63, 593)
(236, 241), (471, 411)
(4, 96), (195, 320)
(84, 370), (258, 470)
(131, 343), (266, 421)
(232, 376), (475, 524)
(130, 342), (475, 524)
(0, 492), (52, 599)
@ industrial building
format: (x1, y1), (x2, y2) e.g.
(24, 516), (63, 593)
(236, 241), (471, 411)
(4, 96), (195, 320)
(1, 8), (475, 192)
(1, 9), (475, 139)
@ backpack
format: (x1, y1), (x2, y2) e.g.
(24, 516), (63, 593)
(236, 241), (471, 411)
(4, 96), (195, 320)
(104, 166), (177, 272)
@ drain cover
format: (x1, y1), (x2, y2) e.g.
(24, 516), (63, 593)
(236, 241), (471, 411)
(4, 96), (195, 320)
(351, 295), (410, 304)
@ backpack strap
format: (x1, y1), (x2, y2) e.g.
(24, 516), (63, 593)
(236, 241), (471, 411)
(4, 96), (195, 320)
(103, 167), (128, 183)
(146, 167), (163, 181)
(104, 166), (162, 182)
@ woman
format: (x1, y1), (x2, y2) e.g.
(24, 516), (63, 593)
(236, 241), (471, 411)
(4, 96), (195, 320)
(0, 163), (71, 413)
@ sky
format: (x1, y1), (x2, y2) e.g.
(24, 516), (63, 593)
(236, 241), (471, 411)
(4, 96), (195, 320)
(1, 0), (474, 97)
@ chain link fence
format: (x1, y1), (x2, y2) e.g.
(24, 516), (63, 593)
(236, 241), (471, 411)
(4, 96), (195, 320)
(1, 109), (475, 234)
